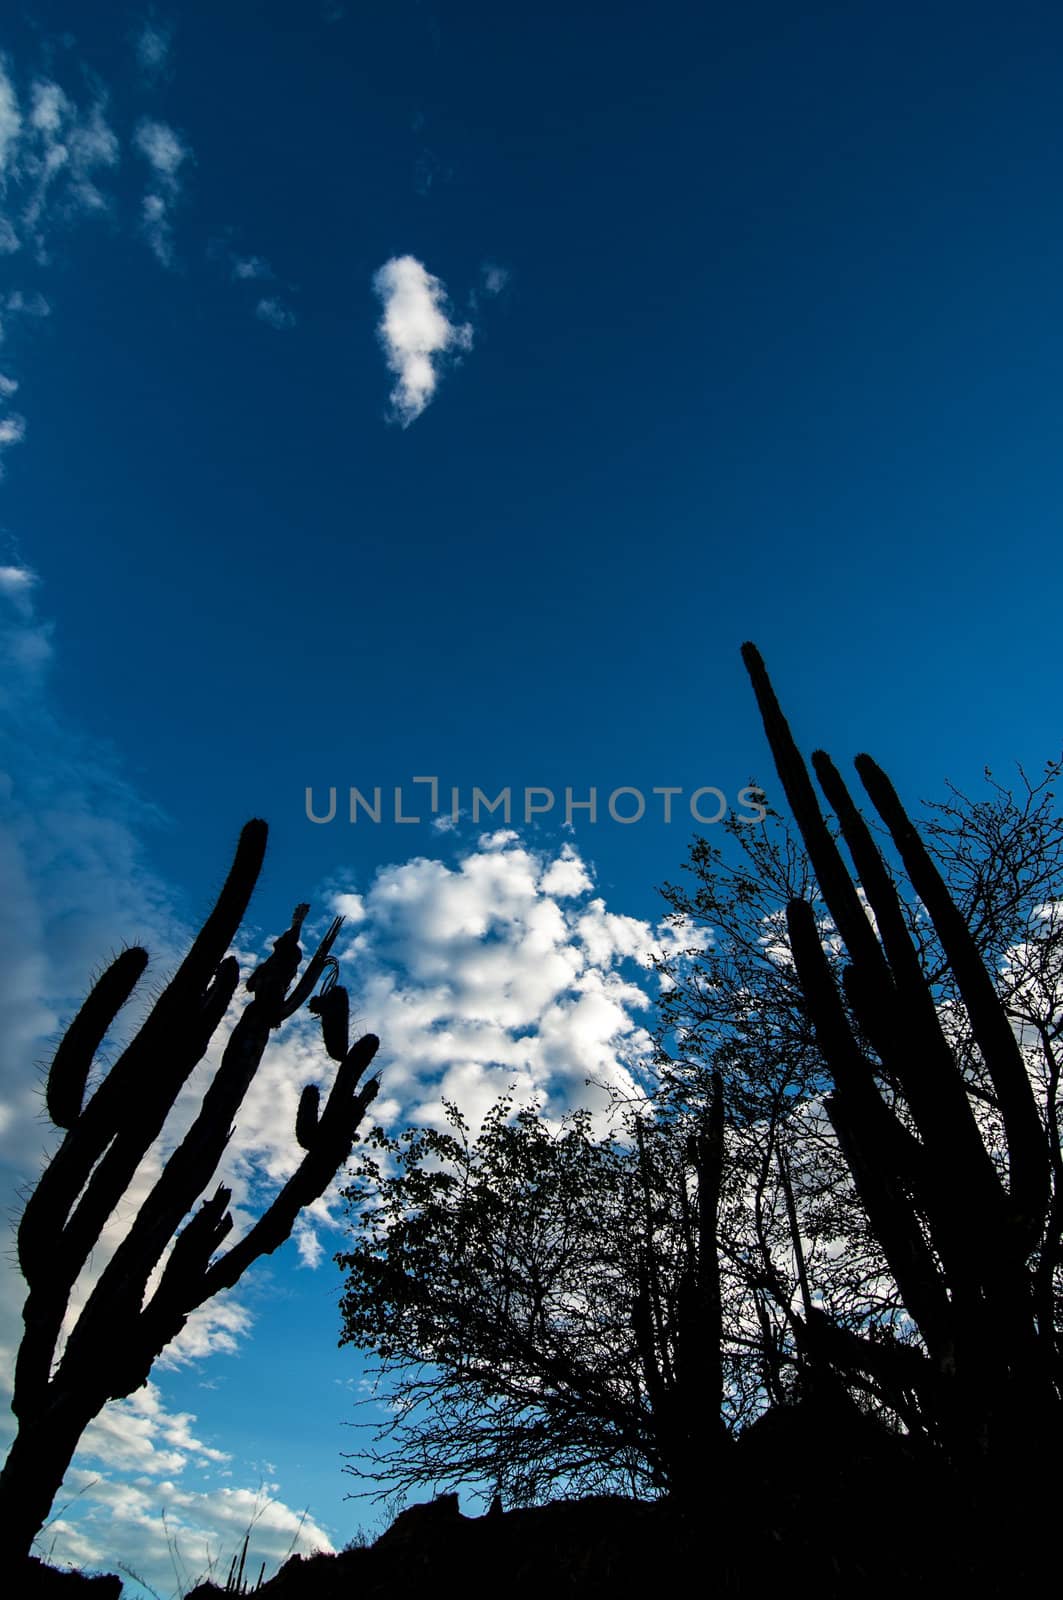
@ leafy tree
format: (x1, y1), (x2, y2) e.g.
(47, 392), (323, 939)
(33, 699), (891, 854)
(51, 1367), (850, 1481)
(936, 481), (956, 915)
(336, 1088), (729, 1505)
(337, 647), (1063, 1498)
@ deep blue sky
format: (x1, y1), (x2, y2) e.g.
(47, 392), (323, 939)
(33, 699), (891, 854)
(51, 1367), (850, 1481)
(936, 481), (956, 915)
(3, 0), (1063, 1588)
(4, 0), (1062, 933)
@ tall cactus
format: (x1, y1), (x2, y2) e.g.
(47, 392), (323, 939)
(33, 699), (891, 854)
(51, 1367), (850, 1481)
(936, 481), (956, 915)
(741, 644), (1060, 1460)
(1, 820), (381, 1560)
(631, 1073), (728, 1493)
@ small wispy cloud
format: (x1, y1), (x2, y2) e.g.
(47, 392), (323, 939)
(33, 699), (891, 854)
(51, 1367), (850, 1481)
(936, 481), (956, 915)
(482, 262), (509, 296)
(0, 412), (26, 470)
(0, 58), (22, 180)
(231, 253), (271, 281)
(0, 60), (119, 262)
(134, 14), (174, 82)
(134, 117), (190, 266)
(372, 254), (472, 427)
(135, 118), (187, 180)
(467, 260), (510, 315)
(0, 562), (36, 605)
(0, 292), (46, 468)
(255, 295), (296, 331)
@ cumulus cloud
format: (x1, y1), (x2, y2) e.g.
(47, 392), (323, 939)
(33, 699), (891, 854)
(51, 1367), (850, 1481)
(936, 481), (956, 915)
(372, 254), (472, 426)
(134, 117), (190, 266)
(314, 836), (704, 1148)
(0, 578), (705, 1586)
(46, 1464), (333, 1591)
(78, 1382), (230, 1476)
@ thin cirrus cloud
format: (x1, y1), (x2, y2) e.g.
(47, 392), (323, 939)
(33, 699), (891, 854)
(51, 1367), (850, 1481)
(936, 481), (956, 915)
(372, 254), (473, 426)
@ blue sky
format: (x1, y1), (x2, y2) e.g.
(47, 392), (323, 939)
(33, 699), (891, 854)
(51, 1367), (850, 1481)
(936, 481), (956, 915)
(2, 0), (1063, 1591)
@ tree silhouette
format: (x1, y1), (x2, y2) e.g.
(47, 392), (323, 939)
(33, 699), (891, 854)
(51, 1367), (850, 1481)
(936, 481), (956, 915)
(338, 646), (1063, 1508)
(337, 1089), (730, 1504)
(1, 819), (381, 1562)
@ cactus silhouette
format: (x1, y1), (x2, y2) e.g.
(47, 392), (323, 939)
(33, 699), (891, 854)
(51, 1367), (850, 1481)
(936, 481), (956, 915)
(628, 1067), (728, 1495)
(741, 643), (1060, 1460)
(1, 819), (381, 1559)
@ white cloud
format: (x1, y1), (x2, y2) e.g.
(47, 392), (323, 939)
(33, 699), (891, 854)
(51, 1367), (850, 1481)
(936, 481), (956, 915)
(0, 578), (708, 1584)
(29, 80), (67, 137)
(0, 559), (50, 676)
(78, 1382), (229, 1477)
(135, 17), (174, 80)
(13, 76), (119, 258)
(372, 254), (472, 426)
(4, 287), (50, 318)
(134, 118), (189, 266)
(0, 409), (25, 471)
(330, 891), (366, 923)
(0, 576), (349, 1592)
(255, 295), (296, 330)
(482, 262), (509, 295)
(540, 845), (593, 898)
(232, 253), (272, 280)
(44, 1465), (334, 1593)
(135, 118), (186, 181)
(0, 59), (22, 180)
(0, 562), (34, 596)
(315, 833), (696, 1143)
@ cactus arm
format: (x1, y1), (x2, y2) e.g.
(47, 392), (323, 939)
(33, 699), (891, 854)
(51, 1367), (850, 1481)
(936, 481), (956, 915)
(277, 916), (344, 1020)
(44, 947), (149, 1131)
(2, 820), (385, 1560)
(198, 1057), (381, 1300)
(786, 899), (955, 1352)
(741, 642), (893, 982)
(17, 822), (265, 1295)
(296, 1085), (321, 1149)
(856, 753), (1050, 1247)
(59, 910), (354, 1378)
(812, 751), (1010, 1218)
(308, 982), (351, 1063)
